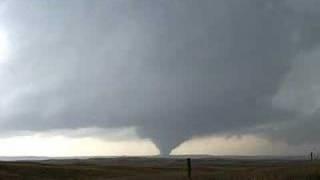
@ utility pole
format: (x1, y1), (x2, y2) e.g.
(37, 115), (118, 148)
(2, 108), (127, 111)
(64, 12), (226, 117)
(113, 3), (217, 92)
(187, 158), (192, 179)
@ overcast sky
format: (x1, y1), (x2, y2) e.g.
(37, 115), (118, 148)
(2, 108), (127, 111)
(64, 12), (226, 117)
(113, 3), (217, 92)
(0, 0), (320, 156)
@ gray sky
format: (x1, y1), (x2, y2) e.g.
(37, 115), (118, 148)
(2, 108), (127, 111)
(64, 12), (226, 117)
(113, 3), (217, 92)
(0, 0), (320, 156)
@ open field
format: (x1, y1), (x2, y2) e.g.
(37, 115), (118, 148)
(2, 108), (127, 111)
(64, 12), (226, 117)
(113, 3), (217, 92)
(0, 157), (320, 179)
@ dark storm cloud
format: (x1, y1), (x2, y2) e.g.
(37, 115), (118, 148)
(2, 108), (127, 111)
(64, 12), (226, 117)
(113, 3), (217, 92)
(0, 0), (320, 154)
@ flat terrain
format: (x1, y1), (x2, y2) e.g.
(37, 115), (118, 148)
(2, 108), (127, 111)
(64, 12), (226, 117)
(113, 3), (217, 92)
(0, 157), (320, 179)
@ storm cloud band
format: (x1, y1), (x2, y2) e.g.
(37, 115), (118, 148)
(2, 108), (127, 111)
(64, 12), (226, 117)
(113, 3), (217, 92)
(0, 0), (319, 155)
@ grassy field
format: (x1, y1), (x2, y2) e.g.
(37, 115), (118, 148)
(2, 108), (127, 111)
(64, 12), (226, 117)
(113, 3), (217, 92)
(0, 157), (320, 179)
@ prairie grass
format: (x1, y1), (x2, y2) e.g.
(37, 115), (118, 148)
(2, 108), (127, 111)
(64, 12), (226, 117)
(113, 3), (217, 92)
(0, 158), (319, 179)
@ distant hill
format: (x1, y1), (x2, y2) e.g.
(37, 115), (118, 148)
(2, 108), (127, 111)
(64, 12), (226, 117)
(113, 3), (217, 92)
(0, 154), (308, 162)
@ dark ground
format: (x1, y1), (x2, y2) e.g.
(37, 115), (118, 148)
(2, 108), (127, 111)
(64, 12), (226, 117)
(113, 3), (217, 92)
(0, 156), (319, 179)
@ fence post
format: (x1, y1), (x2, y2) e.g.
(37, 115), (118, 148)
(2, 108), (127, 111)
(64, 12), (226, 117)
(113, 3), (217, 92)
(311, 152), (313, 161)
(187, 158), (192, 179)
